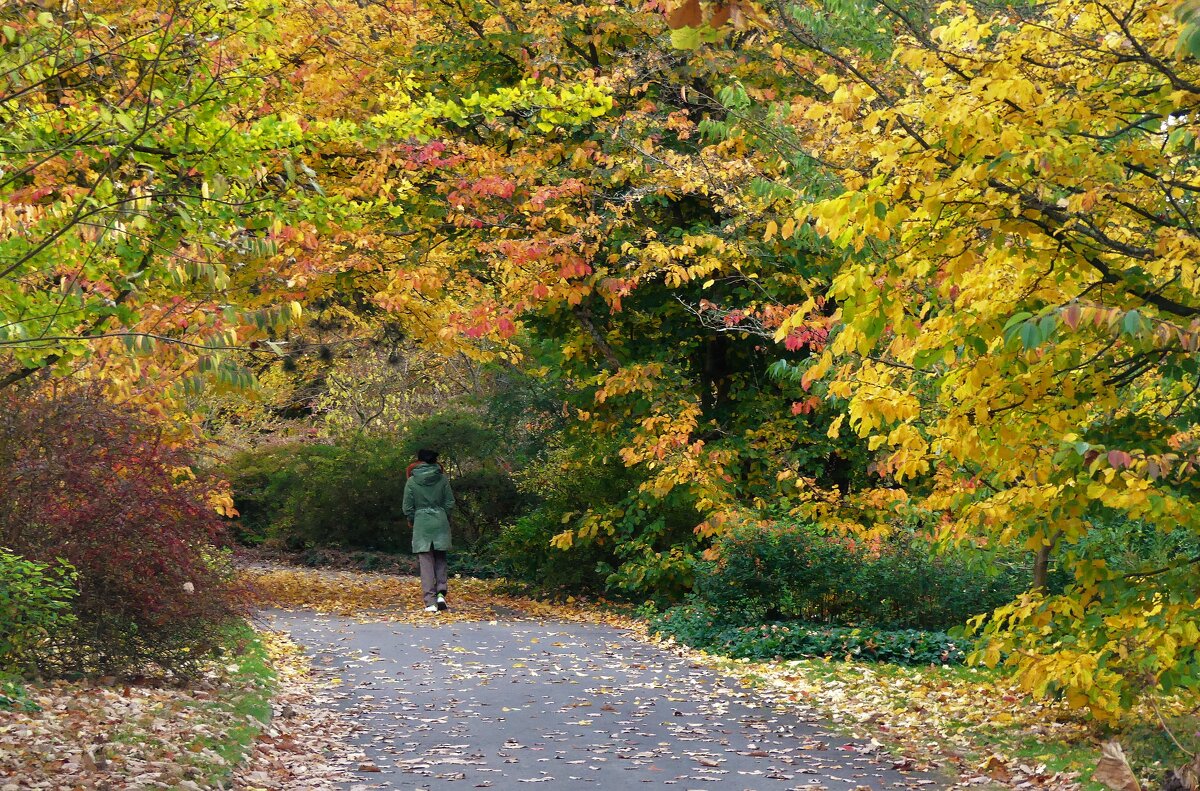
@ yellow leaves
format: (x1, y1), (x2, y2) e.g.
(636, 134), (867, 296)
(594, 363), (664, 403)
(815, 72), (839, 93)
(244, 566), (621, 626)
(762, 216), (797, 243)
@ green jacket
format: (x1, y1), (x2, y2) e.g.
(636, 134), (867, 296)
(403, 462), (454, 553)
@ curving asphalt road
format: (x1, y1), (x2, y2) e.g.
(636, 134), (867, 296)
(262, 610), (942, 791)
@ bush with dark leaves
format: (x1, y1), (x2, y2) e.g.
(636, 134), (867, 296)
(0, 390), (244, 677)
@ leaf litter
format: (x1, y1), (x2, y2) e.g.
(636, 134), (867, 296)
(5, 562), (1170, 790)
(251, 564), (944, 790)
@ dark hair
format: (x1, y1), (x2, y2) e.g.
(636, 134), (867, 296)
(417, 448), (439, 464)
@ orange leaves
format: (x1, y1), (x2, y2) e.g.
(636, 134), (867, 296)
(666, 0), (703, 29)
(664, 0), (759, 32)
(241, 565), (633, 628)
(557, 258), (594, 280)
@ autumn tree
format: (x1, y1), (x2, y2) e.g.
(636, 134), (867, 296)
(0, 0), (353, 404)
(234, 0), (863, 593)
(722, 0), (1200, 718)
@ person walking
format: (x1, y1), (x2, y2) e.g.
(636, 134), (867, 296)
(404, 448), (455, 613)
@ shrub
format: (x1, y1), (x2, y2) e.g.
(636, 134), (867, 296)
(651, 603), (966, 666)
(0, 549), (76, 672)
(493, 512), (612, 592)
(694, 521), (858, 624)
(491, 429), (707, 601)
(0, 390), (245, 676)
(273, 439), (411, 551)
(397, 409), (498, 470)
(695, 521), (1028, 631)
(450, 468), (526, 545)
(224, 412), (528, 551)
(218, 443), (305, 545)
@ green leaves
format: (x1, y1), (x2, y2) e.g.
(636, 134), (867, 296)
(1002, 311), (1056, 350)
(652, 604), (967, 666)
(0, 550), (77, 673)
(1177, 0), (1200, 55)
(670, 26), (703, 50)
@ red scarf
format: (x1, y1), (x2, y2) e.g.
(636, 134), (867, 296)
(406, 461), (445, 479)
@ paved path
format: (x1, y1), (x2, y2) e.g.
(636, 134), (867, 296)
(263, 610), (940, 791)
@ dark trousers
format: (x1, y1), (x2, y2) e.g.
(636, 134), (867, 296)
(418, 550), (448, 606)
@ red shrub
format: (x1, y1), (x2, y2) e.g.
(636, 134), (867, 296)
(0, 389), (244, 676)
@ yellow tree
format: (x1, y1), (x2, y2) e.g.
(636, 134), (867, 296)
(766, 0), (1200, 718)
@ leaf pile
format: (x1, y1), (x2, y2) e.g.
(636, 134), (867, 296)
(0, 629), (274, 789)
(243, 565), (630, 627)
(233, 629), (357, 790)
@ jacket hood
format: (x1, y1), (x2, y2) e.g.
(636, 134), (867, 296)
(411, 462), (444, 486)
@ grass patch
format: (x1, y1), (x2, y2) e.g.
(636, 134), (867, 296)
(0, 672), (38, 712)
(188, 622), (275, 782)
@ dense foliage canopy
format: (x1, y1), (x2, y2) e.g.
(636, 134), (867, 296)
(4, 0), (1200, 720)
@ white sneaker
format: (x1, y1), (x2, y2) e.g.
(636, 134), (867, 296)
(423, 605), (438, 613)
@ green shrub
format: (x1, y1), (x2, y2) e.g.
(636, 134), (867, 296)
(694, 522), (857, 624)
(396, 410), (498, 470)
(493, 433), (704, 600)
(450, 468), (527, 545)
(849, 539), (1029, 630)
(0, 549), (77, 672)
(224, 411), (528, 552)
(278, 438), (411, 551)
(651, 603), (966, 665)
(219, 444), (306, 545)
(399, 410), (531, 542)
(695, 521), (1028, 631)
(493, 512), (612, 592)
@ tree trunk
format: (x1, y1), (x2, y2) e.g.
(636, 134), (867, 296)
(1032, 530), (1060, 592)
(1032, 544), (1051, 592)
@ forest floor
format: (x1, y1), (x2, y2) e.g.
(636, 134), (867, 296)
(2, 563), (1182, 790)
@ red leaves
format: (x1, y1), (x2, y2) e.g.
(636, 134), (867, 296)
(1062, 302), (1082, 330)
(558, 258), (593, 279)
(455, 305), (520, 340)
(783, 326), (829, 352)
(790, 397), (820, 416)
(0, 390), (245, 673)
(1106, 449), (1133, 470)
